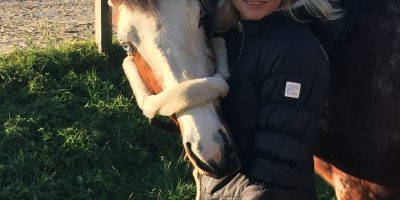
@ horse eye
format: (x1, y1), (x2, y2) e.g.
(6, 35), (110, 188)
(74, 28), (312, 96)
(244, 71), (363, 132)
(121, 42), (130, 51)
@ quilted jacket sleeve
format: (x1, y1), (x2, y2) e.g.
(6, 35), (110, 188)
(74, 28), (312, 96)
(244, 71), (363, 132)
(247, 47), (330, 190)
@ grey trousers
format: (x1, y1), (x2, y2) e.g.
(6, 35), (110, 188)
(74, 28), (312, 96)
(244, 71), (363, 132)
(198, 172), (300, 200)
(198, 172), (266, 200)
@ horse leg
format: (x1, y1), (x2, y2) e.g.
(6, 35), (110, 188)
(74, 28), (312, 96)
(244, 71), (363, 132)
(314, 157), (393, 200)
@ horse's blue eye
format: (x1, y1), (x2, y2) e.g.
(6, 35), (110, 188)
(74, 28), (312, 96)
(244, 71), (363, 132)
(122, 43), (130, 51)
(121, 42), (131, 51)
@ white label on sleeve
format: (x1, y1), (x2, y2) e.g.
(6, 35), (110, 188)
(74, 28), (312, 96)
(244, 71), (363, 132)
(285, 81), (301, 99)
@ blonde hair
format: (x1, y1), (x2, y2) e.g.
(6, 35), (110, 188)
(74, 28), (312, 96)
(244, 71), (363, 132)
(210, 0), (342, 32)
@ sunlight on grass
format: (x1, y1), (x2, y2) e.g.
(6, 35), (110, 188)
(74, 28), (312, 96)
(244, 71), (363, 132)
(0, 41), (335, 199)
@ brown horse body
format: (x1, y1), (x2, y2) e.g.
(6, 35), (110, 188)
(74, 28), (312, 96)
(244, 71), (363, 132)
(313, 0), (400, 199)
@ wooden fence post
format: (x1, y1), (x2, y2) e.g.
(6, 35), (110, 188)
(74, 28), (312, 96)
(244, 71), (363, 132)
(95, 0), (112, 54)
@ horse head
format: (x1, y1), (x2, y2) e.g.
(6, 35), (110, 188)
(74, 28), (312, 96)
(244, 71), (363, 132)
(108, 0), (240, 178)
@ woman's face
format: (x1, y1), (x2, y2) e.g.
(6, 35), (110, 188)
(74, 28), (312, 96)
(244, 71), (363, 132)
(232, 0), (282, 20)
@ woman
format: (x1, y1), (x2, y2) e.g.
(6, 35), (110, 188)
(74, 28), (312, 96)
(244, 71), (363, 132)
(199, 0), (342, 199)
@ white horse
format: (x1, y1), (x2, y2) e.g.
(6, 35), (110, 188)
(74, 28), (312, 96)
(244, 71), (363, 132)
(107, 0), (239, 187)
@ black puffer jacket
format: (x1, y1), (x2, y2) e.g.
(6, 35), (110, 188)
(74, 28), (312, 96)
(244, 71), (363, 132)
(220, 12), (330, 199)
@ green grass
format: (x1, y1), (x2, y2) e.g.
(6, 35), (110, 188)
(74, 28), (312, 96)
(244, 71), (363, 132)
(0, 41), (336, 199)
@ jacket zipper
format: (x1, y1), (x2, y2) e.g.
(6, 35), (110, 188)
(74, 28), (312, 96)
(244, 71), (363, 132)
(230, 20), (245, 73)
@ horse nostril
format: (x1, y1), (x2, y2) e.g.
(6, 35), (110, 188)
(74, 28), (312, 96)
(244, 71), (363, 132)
(185, 142), (215, 175)
(184, 131), (240, 178)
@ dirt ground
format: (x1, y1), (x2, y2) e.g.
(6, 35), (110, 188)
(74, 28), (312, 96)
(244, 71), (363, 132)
(0, 0), (95, 54)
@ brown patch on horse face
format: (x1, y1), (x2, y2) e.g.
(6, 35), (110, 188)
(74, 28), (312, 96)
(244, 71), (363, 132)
(132, 51), (162, 94)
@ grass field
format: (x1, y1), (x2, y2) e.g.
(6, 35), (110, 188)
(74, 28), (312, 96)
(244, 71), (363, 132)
(0, 42), (336, 199)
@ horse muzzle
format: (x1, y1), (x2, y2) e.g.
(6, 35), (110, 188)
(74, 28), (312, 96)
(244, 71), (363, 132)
(184, 130), (240, 179)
